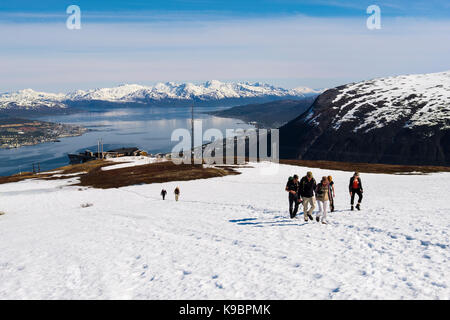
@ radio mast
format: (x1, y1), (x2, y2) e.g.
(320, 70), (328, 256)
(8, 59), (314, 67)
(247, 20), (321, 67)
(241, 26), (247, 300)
(191, 103), (194, 163)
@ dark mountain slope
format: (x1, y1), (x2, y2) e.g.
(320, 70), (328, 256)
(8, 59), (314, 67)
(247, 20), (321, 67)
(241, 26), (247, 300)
(208, 96), (317, 128)
(279, 71), (450, 166)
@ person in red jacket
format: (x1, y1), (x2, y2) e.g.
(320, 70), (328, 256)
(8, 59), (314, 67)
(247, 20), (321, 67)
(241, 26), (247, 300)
(349, 172), (363, 211)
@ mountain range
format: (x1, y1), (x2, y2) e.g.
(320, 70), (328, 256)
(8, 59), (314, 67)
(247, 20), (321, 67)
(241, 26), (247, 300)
(3, 71), (448, 166)
(0, 80), (319, 113)
(279, 71), (450, 166)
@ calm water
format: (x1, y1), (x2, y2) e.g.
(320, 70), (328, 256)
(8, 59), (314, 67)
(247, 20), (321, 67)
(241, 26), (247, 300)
(0, 106), (253, 176)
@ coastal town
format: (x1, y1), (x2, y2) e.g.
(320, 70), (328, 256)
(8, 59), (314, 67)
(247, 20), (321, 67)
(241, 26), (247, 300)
(0, 117), (87, 149)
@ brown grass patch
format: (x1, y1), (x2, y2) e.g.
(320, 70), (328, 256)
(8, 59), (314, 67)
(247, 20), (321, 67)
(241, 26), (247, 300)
(0, 159), (239, 188)
(76, 161), (239, 189)
(52, 160), (116, 174)
(280, 159), (450, 174)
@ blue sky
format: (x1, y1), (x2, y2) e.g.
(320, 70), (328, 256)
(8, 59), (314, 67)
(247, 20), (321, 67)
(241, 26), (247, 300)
(0, 1), (449, 92)
(1, 0), (450, 18)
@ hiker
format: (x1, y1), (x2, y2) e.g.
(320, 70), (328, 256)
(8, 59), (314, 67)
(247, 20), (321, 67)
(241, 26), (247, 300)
(349, 172), (363, 210)
(328, 175), (335, 212)
(299, 171), (316, 222)
(161, 188), (167, 200)
(316, 176), (331, 224)
(285, 174), (301, 219)
(174, 187), (180, 201)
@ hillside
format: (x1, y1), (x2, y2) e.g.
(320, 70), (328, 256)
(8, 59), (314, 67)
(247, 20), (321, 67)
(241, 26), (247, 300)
(0, 160), (449, 299)
(280, 71), (450, 166)
(207, 96), (317, 128)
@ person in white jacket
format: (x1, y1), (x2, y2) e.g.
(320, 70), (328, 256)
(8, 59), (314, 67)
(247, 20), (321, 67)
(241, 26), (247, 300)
(315, 176), (331, 224)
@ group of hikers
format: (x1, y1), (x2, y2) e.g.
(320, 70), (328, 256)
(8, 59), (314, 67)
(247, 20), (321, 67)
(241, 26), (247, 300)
(285, 171), (363, 224)
(157, 172), (364, 223)
(160, 187), (180, 201)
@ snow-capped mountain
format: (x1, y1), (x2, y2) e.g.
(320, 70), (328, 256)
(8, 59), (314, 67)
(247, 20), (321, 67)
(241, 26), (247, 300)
(0, 89), (67, 110)
(0, 81), (319, 111)
(280, 71), (450, 166)
(66, 81), (318, 102)
(331, 71), (450, 131)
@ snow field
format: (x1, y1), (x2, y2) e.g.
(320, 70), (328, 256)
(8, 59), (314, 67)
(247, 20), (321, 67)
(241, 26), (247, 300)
(0, 163), (449, 299)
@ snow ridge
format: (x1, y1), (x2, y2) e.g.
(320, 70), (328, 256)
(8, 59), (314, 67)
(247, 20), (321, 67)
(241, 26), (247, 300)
(331, 71), (450, 132)
(0, 89), (67, 110)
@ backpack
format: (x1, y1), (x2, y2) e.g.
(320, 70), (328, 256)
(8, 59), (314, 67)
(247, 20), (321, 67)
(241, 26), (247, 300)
(315, 183), (323, 195)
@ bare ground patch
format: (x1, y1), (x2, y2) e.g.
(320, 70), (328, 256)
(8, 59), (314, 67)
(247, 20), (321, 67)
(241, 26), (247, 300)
(280, 159), (450, 174)
(0, 160), (239, 189)
(75, 161), (239, 189)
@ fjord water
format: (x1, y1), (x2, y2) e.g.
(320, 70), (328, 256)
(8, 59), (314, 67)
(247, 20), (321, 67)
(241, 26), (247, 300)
(0, 106), (254, 176)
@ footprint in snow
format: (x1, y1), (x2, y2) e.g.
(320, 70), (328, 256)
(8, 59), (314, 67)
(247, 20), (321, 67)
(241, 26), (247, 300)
(215, 282), (224, 289)
(431, 282), (447, 288)
(180, 270), (192, 280)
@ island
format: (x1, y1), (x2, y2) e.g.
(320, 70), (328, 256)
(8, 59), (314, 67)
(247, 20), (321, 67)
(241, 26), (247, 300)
(0, 117), (88, 149)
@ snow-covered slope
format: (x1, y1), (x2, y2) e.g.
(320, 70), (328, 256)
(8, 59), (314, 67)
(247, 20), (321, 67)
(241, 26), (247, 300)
(280, 71), (450, 165)
(331, 71), (450, 132)
(0, 81), (319, 110)
(0, 162), (449, 299)
(0, 89), (67, 110)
